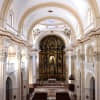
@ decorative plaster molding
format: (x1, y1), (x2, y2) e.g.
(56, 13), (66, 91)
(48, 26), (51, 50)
(0, 28), (32, 48)
(72, 27), (100, 48)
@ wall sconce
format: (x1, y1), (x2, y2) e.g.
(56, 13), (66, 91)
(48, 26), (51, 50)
(69, 74), (75, 80)
(77, 85), (79, 88)
(24, 85), (26, 88)
(14, 95), (16, 99)
(86, 95), (89, 99)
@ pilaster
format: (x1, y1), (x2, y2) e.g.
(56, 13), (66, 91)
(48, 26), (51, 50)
(65, 51), (69, 82)
(94, 35), (100, 100)
(80, 44), (85, 100)
(17, 47), (21, 100)
(0, 37), (8, 100)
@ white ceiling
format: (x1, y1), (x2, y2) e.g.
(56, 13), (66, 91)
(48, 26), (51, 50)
(0, 0), (100, 39)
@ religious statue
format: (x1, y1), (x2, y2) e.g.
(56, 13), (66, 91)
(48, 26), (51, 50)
(49, 55), (56, 75)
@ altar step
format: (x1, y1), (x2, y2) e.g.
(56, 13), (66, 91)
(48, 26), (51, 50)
(33, 82), (68, 100)
(30, 81), (71, 100)
(47, 88), (56, 100)
(34, 81), (68, 88)
(32, 92), (71, 100)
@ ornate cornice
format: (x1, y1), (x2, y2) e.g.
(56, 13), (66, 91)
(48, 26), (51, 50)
(0, 28), (32, 48)
(72, 27), (100, 48)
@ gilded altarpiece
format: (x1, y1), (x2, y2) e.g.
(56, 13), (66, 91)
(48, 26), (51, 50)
(39, 35), (66, 81)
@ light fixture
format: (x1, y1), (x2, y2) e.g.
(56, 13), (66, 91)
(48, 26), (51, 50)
(48, 10), (53, 13)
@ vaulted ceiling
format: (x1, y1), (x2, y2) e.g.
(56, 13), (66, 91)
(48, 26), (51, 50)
(0, 0), (100, 41)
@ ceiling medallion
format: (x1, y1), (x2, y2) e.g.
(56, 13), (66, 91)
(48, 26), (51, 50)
(48, 10), (53, 13)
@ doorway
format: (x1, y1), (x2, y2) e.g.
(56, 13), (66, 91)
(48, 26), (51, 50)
(6, 77), (12, 100)
(21, 72), (23, 100)
(90, 77), (95, 100)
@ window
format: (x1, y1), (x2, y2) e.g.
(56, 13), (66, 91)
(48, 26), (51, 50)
(9, 10), (14, 27)
(88, 8), (94, 25)
(10, 14), (13, 27)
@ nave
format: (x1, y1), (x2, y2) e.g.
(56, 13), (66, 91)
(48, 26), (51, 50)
(0, 0), (100, 100)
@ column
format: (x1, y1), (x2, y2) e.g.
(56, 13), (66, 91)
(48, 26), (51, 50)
(17, 47), (21, 100)
(80, 45), (85, 100)
(32, 53), (37, 83)
(67, 50), (72, 77)
(0, 38), (3, 100)
(65, 51), (69, 82)
(26, 52), (30, 97)
(29, 50), (38, 84)
(0, 38), (8, 100)
(32, 50), (39, 83)
(23, 50), (30, 100)
(29, 55), (33, 84)
(71, 54), (76, 77)
(67, 50), (75, 78)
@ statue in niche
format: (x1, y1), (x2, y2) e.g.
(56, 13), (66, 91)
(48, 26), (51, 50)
(49, 55), (56, 75)
(39, 35), (66, 81)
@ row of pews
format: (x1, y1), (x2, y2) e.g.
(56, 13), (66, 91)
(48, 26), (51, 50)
(32, 93), (47, 100)
(29, 80), (75, 100)
(32, 92), (71, 100)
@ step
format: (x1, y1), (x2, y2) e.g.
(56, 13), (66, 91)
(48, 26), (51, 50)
(47, 96), (56, 100)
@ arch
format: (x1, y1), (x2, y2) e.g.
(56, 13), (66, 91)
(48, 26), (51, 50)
(18, 2), (83, 33)
(0, 0), (13, 25)
(28, 16), (75, 40)
(86, 72), (94, 88)
(6, 77), (13, 100)
(0, 0), (99, 30)
(34, 31), (69, 50)
(40, 35), (65, 50)
(85, 73), (95, 100)
(88, 0), (100, 17)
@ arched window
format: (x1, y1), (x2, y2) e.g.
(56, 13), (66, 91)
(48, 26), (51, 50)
(10, 14), (13, 27)
(9, 10), (14, 27)
(88, 8), (94, 25)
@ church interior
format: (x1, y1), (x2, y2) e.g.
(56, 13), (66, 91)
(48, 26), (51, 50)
(0, 0), (100, 100)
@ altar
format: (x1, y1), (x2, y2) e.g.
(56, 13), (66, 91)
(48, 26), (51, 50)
(39, 35), (66, 81)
